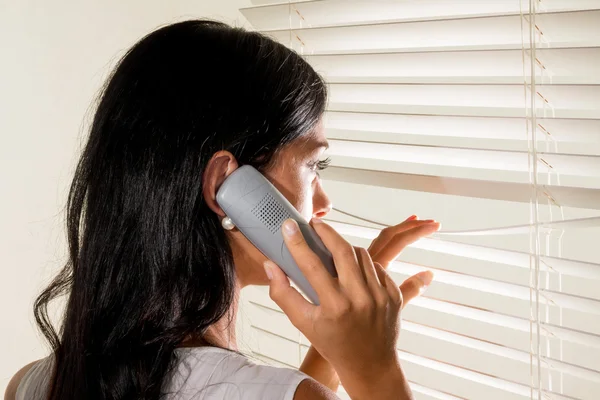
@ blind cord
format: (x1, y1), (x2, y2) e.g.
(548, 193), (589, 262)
(331, 207), (389, 228)
(330, 207), (596, 237)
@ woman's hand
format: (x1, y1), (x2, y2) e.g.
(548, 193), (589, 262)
(296, 216), (440, 392)
(264, 218), (412, 400)
(369, 215), (441, 269)
(369, 215), (440, 302)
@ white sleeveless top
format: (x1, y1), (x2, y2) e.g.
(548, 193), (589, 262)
(16, 347), (309, 399)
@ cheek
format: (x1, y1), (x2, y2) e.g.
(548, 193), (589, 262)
(266, 155), (315, 221)
(296, 181), (314, 221)
(278, 171), (314, 221)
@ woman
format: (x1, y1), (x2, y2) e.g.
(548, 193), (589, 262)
(6, 20), (439, 400)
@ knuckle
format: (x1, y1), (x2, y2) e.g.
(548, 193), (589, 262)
(337, 242), (357, 260)
(287, 233), (306, 247)
(397, 287), (405, 308)
(355, 246), (369, 258)
(301, 255), (324, 273)
(379, 227), (393, 238)
(374, 288), (390, 307)
(330, 298), (352, 319)
(269, 288), (281, 305)
(268, 286), (281, 302)
(355, 296), (376, 313)
(390, 285), (403, 307)
(353, 246), (365, 261)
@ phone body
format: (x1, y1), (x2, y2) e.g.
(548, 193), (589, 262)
(216, 165), (337, 305)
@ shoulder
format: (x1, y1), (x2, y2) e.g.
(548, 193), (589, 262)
(4, 360), (40, 400)
(170, 347), (338, 400)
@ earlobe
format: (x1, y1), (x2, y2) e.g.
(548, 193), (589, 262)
(202, 151), (239, 216)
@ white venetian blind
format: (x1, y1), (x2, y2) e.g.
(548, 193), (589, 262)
(236, 1), (600, 400)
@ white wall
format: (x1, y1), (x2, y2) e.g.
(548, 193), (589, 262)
(0, 0), (251, 392)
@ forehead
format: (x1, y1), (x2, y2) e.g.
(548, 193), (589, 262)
(295, 122), (329, 152)
(267, 122), (329, 171)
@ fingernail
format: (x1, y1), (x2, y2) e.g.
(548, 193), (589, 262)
(311, 217), (323, 224)
(408, 215), (418, 221)
(263, 261), (274, 280)
(415, 270), (434, 288)
(283, 219), (298, 236)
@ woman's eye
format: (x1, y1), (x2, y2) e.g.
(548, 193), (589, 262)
(309, 157), (331, 175)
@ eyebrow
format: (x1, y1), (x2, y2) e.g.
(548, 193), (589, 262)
(313, 140), (329, 150)
(298, 138), (329, 154)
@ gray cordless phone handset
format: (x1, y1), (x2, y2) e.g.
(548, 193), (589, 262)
(216, 165), (337, 305)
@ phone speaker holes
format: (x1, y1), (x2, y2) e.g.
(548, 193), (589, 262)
(252, 193), (291, 235)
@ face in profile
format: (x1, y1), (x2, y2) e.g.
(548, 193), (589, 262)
(220, 121), (332, 286)
(265, 121), (332, 222)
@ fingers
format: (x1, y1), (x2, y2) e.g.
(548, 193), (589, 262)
(399, 270), (434, 309)
(282, 219), (338, 302)
(371, 221), (441, 269)
(309, 219), (368, 293)
(265, 260), (316, 330)
(369, 264), (434, 310)
(368, 216), (438, 253)
(373, 262), (402, 308)
(367, 216), (423, 254)
(355, 248), (386, 301)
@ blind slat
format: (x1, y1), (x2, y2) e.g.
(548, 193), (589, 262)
(328, 221), (600, 280)
(307, 48), (600, 85)
(410, 297), (600, 350)
(329, 101), (600, 119)
(388, 261), (600, 315)
(326, 140), (600, 176)
(264, 12), (600, 54)
(403, 321), (600, 383)
(242, 0), (600, 31)
(321, 167), (600, 210)
(327, 84), (600, 120)
(398, 350), (572, 400)
(324, 112), (600, 143)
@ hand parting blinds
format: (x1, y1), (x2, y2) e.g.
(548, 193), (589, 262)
(236, 1), (600, 399)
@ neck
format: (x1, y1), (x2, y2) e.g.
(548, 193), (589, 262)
(179, 239), (258, 351)
(206, 285), (240, 350)
(178, 280), (241, 350)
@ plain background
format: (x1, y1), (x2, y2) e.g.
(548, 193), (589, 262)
(0, 0), (252, 393)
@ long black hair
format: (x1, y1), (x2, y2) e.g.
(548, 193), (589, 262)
(33, 20), (327, 400)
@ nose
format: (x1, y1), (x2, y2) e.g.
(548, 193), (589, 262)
(312, 181), (332, 219)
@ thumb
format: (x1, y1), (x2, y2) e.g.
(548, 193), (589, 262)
(399, 270), (434, 309)
(264, 260), (315, 330)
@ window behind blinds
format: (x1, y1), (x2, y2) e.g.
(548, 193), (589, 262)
(236, 1), (600, 399)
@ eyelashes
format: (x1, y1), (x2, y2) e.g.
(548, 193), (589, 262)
(315, 157), (331, 171)
(308, 157), (331, 177)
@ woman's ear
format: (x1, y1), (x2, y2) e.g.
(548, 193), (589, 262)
(202, 151), (239, 216)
